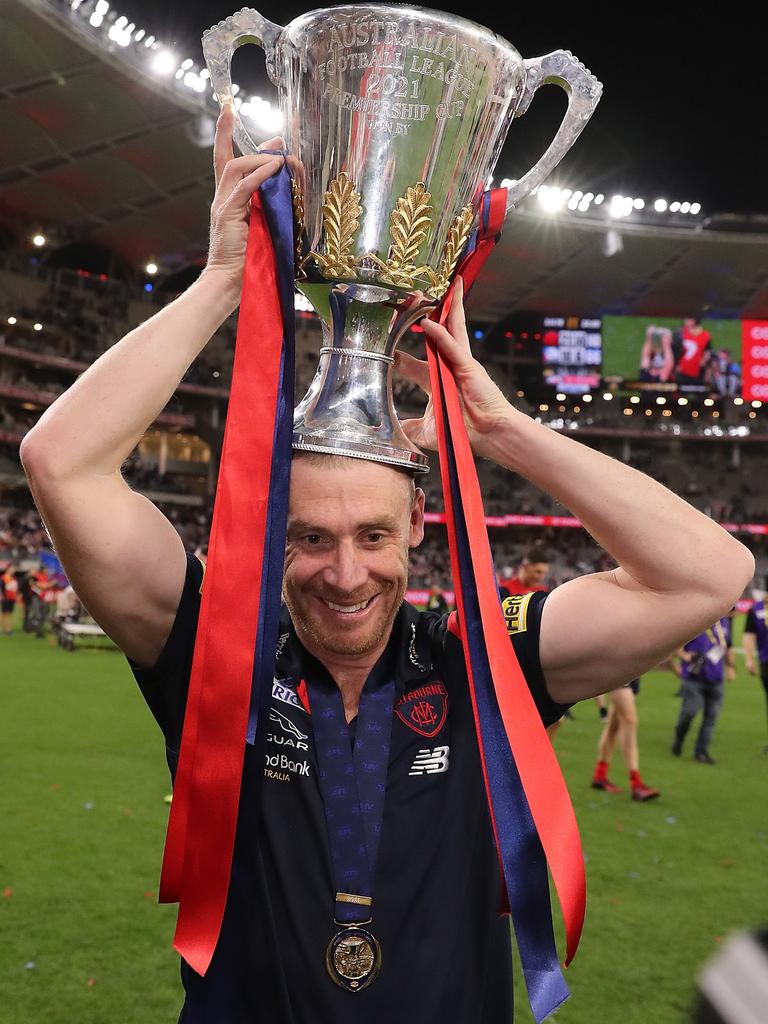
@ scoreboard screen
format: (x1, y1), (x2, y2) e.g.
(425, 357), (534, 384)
(541, 316), (602, 393)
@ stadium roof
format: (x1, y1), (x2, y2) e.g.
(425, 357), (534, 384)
(1, 0), (216, 268)
(3, 0), (768, 320)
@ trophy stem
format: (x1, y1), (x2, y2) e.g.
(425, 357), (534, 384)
(293, 288), (431, 474)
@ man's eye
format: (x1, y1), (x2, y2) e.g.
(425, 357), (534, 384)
(304, 534), (323, 546)
(366, 532), (384, 544)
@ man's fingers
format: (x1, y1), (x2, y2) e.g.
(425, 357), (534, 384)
(214, 102), (235, 188)
(422, 317), (474, 370)
(219, 159), (284, 214)
(257, 135), (285, 153)
(394, 351), (431, 394)
(217, 153), (285, 203)
(446, 276), (471, 351)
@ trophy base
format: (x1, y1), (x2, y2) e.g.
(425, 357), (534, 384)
(292, 434), (429, 475)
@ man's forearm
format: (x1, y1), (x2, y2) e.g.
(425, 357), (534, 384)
(484, 408), (753, 600)
(21, 270), (239, 479)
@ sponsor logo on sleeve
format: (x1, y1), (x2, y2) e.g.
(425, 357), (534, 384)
(394, 682), (448, 738)
(502, 592), (534, 635)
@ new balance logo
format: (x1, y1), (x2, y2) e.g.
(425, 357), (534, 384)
(408, 745), (450, 776)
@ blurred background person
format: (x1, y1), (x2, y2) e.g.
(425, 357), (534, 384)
(1, 563), (18, 636)
(672, 617), (733, 764)
(673, 316), (712, 387)
(743, 587), (768, 754)
(498, 545), (550, 595)
(639, 324), (674, 383)
(591, 681), (660, 801)
(426, 581), (449, 615)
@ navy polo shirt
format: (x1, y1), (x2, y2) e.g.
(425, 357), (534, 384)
(130, 554), (569, 1024)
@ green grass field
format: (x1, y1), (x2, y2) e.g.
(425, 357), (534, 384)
(1, 613), (766, 1024)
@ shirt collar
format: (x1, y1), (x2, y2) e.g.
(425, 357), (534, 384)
(275, 601), (435, 693)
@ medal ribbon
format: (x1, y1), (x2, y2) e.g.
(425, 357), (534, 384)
(306, 671), (396, 926)
(424, 188), (586, 1022)
(158, 162), (296, 977)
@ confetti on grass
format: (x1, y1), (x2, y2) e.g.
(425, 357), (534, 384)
(24, 961), (35, 970)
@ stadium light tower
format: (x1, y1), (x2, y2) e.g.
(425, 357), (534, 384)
(32, 234), (46, 247)
(145, 262), (158, 275)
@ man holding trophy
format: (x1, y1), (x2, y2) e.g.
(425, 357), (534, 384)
(21, 5), (753, 1022)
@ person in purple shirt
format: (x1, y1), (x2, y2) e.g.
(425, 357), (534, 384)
(743, 592), (768, 754)
(672, 617), (733, 764)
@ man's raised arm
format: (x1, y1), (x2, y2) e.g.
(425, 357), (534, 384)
(20, 105), (284, 668)
(396, 279), (755, 704)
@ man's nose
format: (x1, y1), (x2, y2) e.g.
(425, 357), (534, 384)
(324, 540), (368, 593)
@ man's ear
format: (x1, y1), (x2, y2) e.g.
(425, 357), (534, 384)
(409, 487), (426, 548)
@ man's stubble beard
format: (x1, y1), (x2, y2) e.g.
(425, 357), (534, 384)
(283, 575), (408, 658)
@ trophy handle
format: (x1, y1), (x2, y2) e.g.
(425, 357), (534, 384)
(202, 7), (284, 156)
(504, 50), (602, 215)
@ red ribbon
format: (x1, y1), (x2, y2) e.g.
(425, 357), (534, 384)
(159, 193), (284, 976)
(427, 188), (585, 966)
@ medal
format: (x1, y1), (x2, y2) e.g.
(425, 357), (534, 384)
(326, 922), (382, 992)
(307, 671), (396, 995)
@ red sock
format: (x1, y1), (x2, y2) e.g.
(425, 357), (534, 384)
(629, 769), (642, 788)
(594, 760), (609, 781)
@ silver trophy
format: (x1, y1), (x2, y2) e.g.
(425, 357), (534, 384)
(203, 5), (602, 473)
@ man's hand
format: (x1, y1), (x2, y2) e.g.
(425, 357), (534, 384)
(745, 657), (758, 676)
(394, 277), (512, 460)
(726, 665), (736, 682)
(204, 101), (285, 295)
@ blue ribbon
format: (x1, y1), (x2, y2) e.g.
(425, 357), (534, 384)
(308, 672), (395, 925)
(247, 164), (297, 745)
(435, 367), (569, 1023)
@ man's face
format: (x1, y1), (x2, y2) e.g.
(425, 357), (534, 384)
(520, 560), (549, 587)
(283, 459), (425, 660)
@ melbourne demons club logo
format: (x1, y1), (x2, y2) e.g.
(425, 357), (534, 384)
(395, 682), (448, 739)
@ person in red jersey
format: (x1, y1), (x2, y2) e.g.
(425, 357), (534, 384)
(499, 546), (550, 598)
(591, 679), (660, 801)
(674, 317), (712, 386)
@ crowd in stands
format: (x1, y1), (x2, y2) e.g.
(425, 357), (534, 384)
(4, 476), (766, 600)
(2, 263), (767, 602)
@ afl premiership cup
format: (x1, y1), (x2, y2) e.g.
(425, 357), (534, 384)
(203, 5), (602, 473)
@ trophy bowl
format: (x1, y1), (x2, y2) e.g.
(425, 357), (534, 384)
(203, 5), (602, 472)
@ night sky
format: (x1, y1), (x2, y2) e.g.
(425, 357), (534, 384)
(115, 1), (765, 214)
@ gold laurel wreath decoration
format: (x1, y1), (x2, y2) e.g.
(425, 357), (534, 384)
(426, 205), (475, 300)
(375, 182), (434, 288)
(290, 177), (307, 280)
(310, 172), (362, 279)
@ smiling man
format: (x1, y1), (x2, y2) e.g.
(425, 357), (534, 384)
(20, 106), (755, 1023)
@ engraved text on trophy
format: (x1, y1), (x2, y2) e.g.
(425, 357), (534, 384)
(318, 18), (479, 137)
